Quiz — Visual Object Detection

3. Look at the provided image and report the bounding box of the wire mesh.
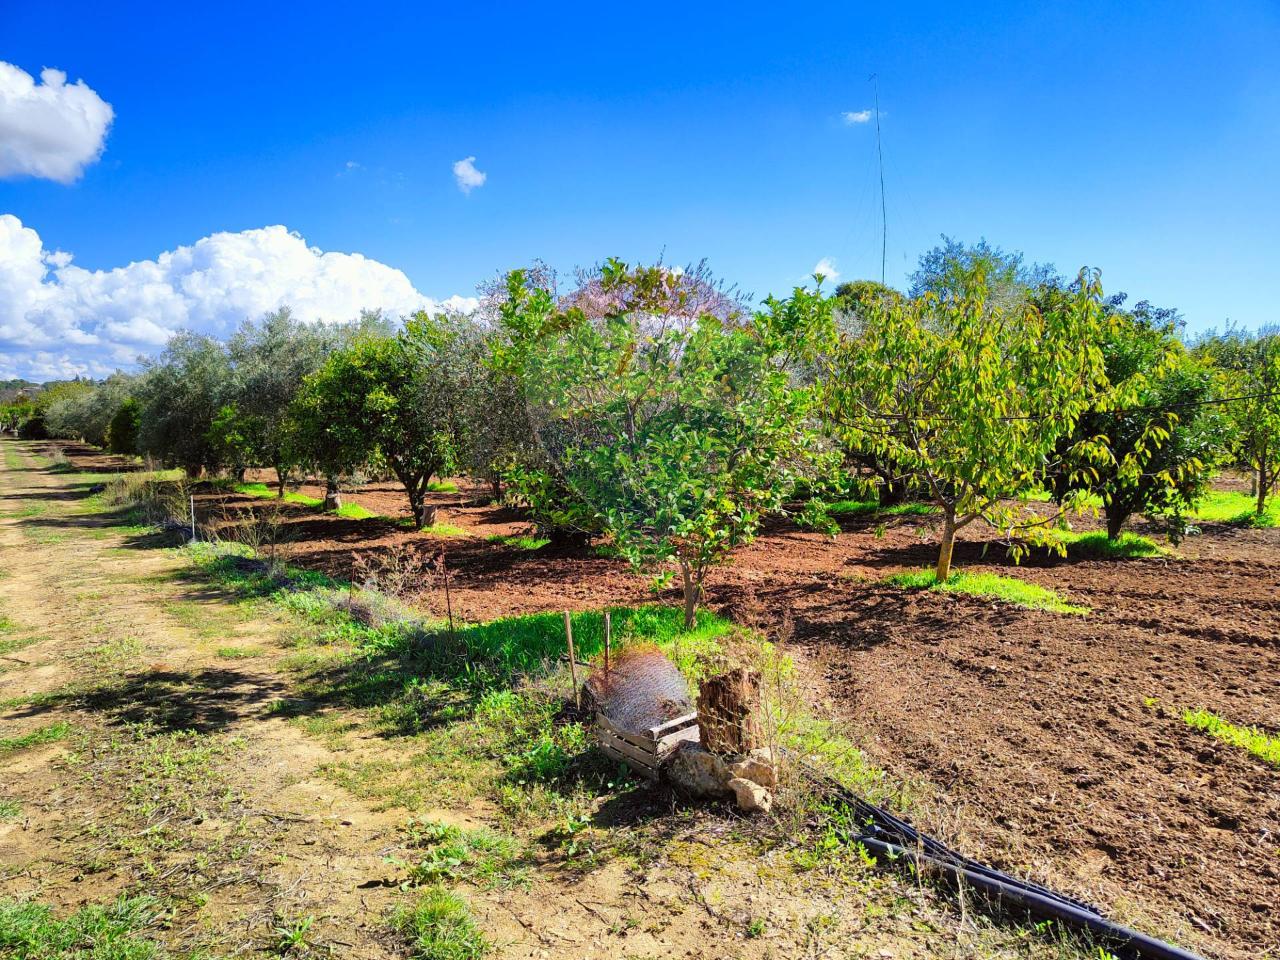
[584,644,693,736]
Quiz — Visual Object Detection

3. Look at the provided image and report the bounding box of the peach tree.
[824,266,1113,581]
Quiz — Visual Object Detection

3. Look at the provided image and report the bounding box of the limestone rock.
[665,742,732,798]
[728,756,776,790]
[728,776,773,814]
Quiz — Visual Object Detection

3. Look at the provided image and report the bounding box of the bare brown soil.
[31,447,1280,957]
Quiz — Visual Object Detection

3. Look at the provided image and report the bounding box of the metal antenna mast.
[871,73,887,285]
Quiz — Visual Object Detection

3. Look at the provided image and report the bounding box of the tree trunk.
[1106,508,1127,542]
[697,667,763,755]
[323,475,342,510]
[1258,458,1269,517]
[490,477,502,502]
[679,560,701,631]
[275,465,288,499]
[935,507,957,582]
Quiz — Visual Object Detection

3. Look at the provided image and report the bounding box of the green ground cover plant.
[885,570,1089,615]
[391,886,489,960]
[1191,490,1280,527]
[1184,708,1280,766]
[1046,530,1165,558]
[0,896,166,960]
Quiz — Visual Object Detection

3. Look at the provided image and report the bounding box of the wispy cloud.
[812,257,840,282]
[452,156,486,194]
[842,109,873,125]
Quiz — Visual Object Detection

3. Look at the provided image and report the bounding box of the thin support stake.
[441,551,455,637]
[603,610,611,675]
[564,611,580,709]
[190,494,196,542]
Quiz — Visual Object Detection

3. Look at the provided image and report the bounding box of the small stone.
[728,756,776,790]
[728,777,772,814]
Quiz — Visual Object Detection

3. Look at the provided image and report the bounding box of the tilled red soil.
[76,451,1280,959]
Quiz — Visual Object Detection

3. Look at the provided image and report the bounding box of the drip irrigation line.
[785,751,1205,960]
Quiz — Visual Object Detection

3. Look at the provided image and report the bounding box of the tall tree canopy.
[824,265,1113,580]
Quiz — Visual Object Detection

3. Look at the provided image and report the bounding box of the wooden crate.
[595,711,700,781]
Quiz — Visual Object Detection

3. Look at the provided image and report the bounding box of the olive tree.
[135,334,235,476]
[824,266,1112,581]
[514,259,829,627]
[226,308,336,496]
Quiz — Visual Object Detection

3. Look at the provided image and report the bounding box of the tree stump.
[697,667,763,755]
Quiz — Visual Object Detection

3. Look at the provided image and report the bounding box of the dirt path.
[0,442,418,956]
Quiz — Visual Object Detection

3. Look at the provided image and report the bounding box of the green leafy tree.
[43,373,138,448]
[226,308,337,496]
[824,266,1112,581]
[515,258,829,627]
[135,333,235,476]
[1047,300,1223,541]
[488,266,604,540]
[291,316,467,528]
[1193,327,1280,517]
[107,397,141,456]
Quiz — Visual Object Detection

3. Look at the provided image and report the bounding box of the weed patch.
[399,819,529,889]
[334,502,379,519]
[0,721,72,755]
[1048,530,1165,559]
[485,533,550,551]
[233,481,323,508]
[1191,490,1280,527]
[1184,708,1280,766]
[885,570,1089,615]
[826,499,937,518]
[0,896,165,960]
[391,886,489,960]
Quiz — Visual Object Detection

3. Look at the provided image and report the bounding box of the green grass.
[334,502,379,520]
[392,887,489,960]
[397,520,469,537]
[427,480,459,493]
[0,721,72,755]
[0,634,36,656]
[826,499,937,518]
[1184,708,1280,767]
[485,533,550,551]
[1191,490,1280,527]
[0,798,21,820]
[0,896,164,959]
[215,645,263,659]
[885,569,1089,615]
[1048,530,1165,559]
[401,819,527,889]
[233,481,324,508]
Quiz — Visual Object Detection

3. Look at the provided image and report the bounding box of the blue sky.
[1,1,1277,378]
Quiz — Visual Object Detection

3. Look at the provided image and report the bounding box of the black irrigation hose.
[786,752,1205,960]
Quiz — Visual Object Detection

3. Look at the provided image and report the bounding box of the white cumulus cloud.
[812,257,840,282]
[0,215,478,380]
[0,62,114,183]
[452,156,486,194]
[842,109,873,125]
